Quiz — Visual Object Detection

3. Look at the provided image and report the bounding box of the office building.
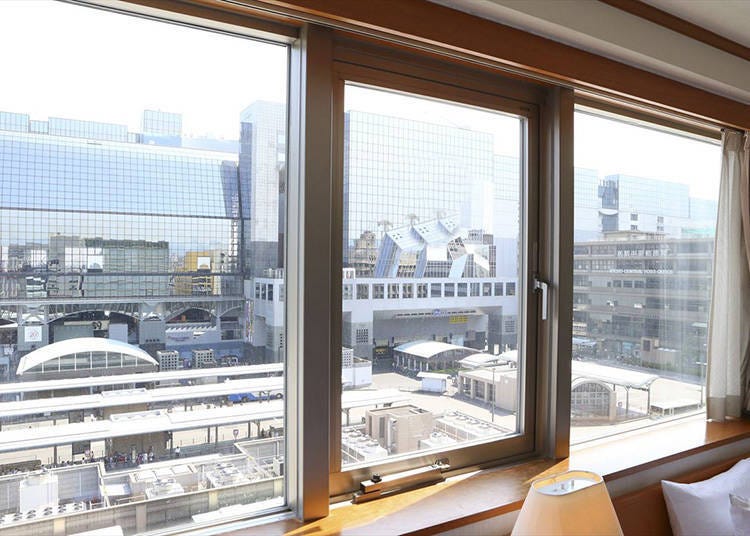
[576,172,718,240]
[599,174,690,235]
[0,110,247,368]
[192,348,217,368]
[239,101,286,278]
[156,349,181,371]
[343,109,497,266]
[573,231,713,373]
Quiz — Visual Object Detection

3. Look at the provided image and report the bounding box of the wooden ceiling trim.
[249,0,750,129]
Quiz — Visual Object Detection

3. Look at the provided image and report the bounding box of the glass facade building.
[0,115,241,288]
[0,111,258,363]
[239,101,287,277]
[343,109,496,268]
[0,110,256,368]
[601,173,690,235]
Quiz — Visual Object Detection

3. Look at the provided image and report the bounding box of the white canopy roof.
[0,389,410,453]
[458,353,505,368]
[0,377,284,419]
[17,337,157,375]
[572,361,659,390]
[394,340,478,359]
[499,349,518,363]
[0,363,283,396]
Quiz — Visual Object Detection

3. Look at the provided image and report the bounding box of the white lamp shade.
[512,470,623,536]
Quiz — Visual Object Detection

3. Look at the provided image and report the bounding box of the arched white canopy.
[17,337,157,375]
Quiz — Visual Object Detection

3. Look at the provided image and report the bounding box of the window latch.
[534,275,549,321]
[353,458,450,504]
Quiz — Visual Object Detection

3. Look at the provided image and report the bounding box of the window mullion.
[538,87,574,459]
[287,23,335,521]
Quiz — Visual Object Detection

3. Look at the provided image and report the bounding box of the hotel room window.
[0,1,289,532]
[334,74,539,495]
[572,107,720,443]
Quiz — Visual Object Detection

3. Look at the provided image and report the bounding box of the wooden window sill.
[240,416,750,535]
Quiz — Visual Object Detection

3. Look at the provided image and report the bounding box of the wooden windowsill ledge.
[240,416,750,535]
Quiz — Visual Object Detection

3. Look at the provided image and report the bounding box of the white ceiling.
[432,0,750,103]
[641,0,750,48]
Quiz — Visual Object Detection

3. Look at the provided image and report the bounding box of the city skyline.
[0,96,721,372]
[0,104,720,273]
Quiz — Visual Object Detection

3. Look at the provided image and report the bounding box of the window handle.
[353,458,450,503]
[534,275,549,321]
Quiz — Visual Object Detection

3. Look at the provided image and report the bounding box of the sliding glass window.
[572,107,720,443]
[0,1,289,532]
[333,64,540,492]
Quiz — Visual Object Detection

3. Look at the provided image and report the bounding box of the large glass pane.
[572,110,720,443]
[340,84,524,467]
[0,1,287,532]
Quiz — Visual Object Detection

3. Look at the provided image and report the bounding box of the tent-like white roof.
[499,349,518,363]
[572,361,659,390]
[394,340,479,359]
[458,353,505,368]
[17,337,157,375]
[459,366,517,382]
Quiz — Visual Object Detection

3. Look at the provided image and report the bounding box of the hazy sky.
[346,84,522,158]
[2,1,721,201]
[345,85,722,201]
[0,0,287,139]
[575,112,721,200]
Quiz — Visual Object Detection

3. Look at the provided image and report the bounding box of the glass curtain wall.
[0,1,288,533]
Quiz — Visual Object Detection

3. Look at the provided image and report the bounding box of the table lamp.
[512,470,623,535]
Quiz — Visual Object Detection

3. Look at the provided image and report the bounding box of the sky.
[0,0,287,139]
[575,112,721,201]
[345,84,522,158]
[344,87,721,202]
[2,1,721,201]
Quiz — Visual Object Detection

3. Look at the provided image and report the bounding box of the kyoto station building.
[0,106,269,379]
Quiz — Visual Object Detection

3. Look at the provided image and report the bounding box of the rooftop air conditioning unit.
[19,471,58,512]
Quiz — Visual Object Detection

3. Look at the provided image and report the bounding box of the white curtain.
[706,130,750,421]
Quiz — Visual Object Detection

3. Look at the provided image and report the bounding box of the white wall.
[342,362,372,388]
[432,0,750,103]
[108,323,128,343]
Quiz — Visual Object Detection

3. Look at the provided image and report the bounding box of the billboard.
[24,325,42,342]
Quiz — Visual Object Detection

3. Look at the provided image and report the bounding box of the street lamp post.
[491,366,496,423]
[696,359,707,407]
